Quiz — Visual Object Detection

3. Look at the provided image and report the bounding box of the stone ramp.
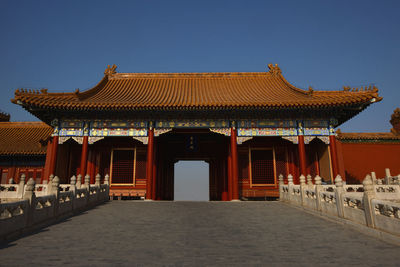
[0,201,398,266]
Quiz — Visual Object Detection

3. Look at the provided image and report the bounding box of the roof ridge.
[110,72,269,79]
[0,121,50,127]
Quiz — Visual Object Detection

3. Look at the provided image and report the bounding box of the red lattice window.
[251,149,275,185]
[307,150,318,177]
[275,146,288,178]
[135,152,147,180]
[111,149,135,184]
[238,153,249,182]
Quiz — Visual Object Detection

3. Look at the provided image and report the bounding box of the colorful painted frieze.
[155,120,230,128]
[303,128,330,136]
[91,120,148,128]
[90,128,147,137]
[238,128,298,136]
[238,120,296,128]
[59,128,84,137]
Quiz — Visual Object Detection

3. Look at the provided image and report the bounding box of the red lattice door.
[250,149,275,185]
[110,149,135,185]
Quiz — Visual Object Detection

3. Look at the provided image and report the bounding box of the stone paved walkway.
[0,201,398,266]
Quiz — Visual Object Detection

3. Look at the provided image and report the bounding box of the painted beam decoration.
[155,120,230,128]
[238,128,298,136]
[56,119,332,140]
[303,128,330,136]
[238,120,296,128]
[59,120,148,137]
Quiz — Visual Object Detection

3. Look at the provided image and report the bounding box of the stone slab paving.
[0,201,398,266]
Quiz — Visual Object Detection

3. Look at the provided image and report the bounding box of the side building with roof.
[0,120,52,184]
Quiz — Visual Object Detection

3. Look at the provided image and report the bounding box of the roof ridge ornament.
[267,63,281,75]
[343,85,378,92]
[104,64,117,76]
[308,86,314,95]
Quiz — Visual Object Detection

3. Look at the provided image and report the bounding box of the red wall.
[339,142,400,183]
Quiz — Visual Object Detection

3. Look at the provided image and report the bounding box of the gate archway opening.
[174,160,209,201]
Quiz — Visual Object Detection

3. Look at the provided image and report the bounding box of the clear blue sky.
[1,0,399,133]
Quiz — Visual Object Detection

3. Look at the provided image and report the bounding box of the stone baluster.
[307,174,313,187]
[287,174,294,203]
[362,174,376,228]
[95,174,101,186]
[76,174,82,189]
[51,176,60,215]
[51,176,60,199]
[48,174,54,184]
[23,178,36,225]
[104,174,110,198]
[84,174,90,189]
[385,168,391,184]
[46,174,54,194]
[17,173,26,198]
[299,175,306,206]
[314,175,322,211]
[70,175,77,193]
[23,178,36,203]
[371,172,377,184]
[8,178,15,184]
[334,175,344,218]
[278,174,284,201]
[376,179,383,185]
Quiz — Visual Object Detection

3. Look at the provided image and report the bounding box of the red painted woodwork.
[49,136,59,176]
[135,152,147,180]
[145,128,154,199]
[87,150,95,184]
[298,135,307,176]
[111,150,135,184]
[288,148,295,180]
[329,135,339,178]
[43,139,53,182]
[251,150,275,184]
[227,148,232,200]
[275,146,288,179]
[80,136,89,178]
[152,138,157,200]
[230,127,239,200]
[221,158,228,201]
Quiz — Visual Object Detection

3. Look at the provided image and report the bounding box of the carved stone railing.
[0,174,110,241]
[279,170,400,237]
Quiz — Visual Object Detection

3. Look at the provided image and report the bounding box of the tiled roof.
[337,132,400,141]
[0,122,52,155]
[12,64,381,111]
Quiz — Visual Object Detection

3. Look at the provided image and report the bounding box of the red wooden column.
[227,146,233,201]
[87,150,95,184]
[80,136,89,180]
[145,126,154,200]
[49,135,59,177]
[329,126,339,178]
[43,139,53,182]
[230,125,239,200]
[152,138,157,200]
[297,122,307,176]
